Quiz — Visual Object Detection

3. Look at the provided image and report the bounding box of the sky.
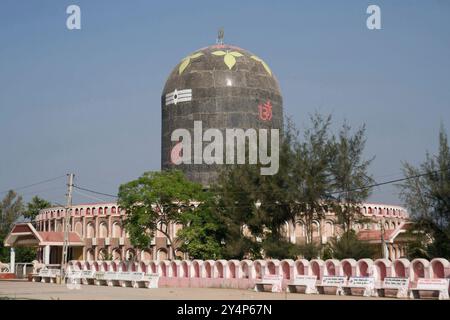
[0,0,449,207]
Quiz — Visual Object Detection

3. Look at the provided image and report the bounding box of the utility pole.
[380,218,386,259]
[61,173,74,282]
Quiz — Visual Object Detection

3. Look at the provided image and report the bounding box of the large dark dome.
[161,44,283,186]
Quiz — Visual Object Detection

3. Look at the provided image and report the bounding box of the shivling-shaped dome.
[161,41,283,186]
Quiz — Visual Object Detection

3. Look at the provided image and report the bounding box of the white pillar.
[10,248,15,273]
[44,245,50,265]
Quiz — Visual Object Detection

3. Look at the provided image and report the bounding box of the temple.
[4,202,410,266]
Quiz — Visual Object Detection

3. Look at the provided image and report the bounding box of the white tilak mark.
[165,89,192,106]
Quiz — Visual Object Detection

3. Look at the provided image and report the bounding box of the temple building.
[4,202,410,264]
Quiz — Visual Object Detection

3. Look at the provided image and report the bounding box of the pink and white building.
[4,202,410,265]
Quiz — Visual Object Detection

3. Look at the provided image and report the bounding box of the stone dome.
[161,43,283,186]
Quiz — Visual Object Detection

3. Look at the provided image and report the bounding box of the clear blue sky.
[0,0,449,206]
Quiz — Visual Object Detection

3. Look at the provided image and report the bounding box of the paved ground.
[0,280,395,300]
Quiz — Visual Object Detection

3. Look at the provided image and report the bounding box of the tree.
[118,170,205,258]
[0,190,23,261]
[329,123,374,237]
[213,118,299,259]
[293,113,334,244]
[23,196,51,221]
[398,125,450,259]
[326,231,377,260]
[177,197,226,260]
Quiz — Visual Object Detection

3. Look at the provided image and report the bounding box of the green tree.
[329,123,374,237]
[398,125,450,259]
[327,231,377,260]
[24,196,51,221]
[118,170,204,258]
[177,197,226,260]
[294,113,334,245]
[0,190,24,261]
[213,118,299,259]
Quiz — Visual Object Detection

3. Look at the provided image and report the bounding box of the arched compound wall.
[341,259,357,278]
[374,259,392,281]
[295,259,310,276]
[393,259,411,278]
[411,259,431,281]
[430,258,450,278]
[310,259,325,280]
[357,259,374,277]
[83,261,91,271]
[281,260,295,280]
[117,261,127,272]
[325,259,340,276]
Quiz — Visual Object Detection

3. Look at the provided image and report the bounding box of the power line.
[70,166,450,207]
[0,175,66,195]
[73,188,108,203]
[73,185,118,198]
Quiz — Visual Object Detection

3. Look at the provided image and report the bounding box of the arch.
[83,261,91,271]
[411,258,430,281]
[112,222,122,238]
[341,259,357,278]
[294,259,310,276]
[138,261,148,273]
[239,260,253,279]
[266,259,280,276]
[324,220,334,237]
[430,258,450,279]
[158,261,169,277]
[157,248,168,261]
[203,260,214,278]
[125,248,136,261]
[148,261,157,274]
[312,220,320,238]
[99,222,108,238]
[74,222,82,236]
[140,249,152,262]
[86,249,94,261]
[191,260,203,278]
[111,248,121,261]
[214,260,227,278]
[295,221,305,238]
[325,259,340,276]
[310,259,325,280]
[253,260,267,279]
[181,260,190,278]
[170,260,180,277]
[227,260,239,279]
[281,259,295,280]
[91,261,100,271]
[118,261,127,272]
[86,223,95,239]
[357,259,374,277]
[393,258,410,278]
[98,248,107,261]
[374,259,391,281]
